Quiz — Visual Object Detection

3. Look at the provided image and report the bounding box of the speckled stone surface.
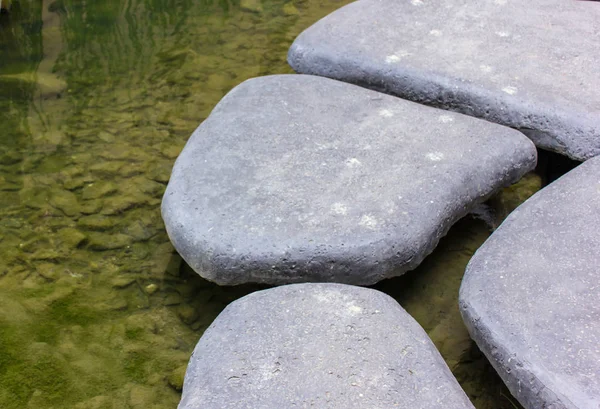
[162,74,536,285]
[460,156,600,409]
[178,283,475,409]
[288,0,600,161]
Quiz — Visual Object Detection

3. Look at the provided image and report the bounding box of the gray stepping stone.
[178,283,475,409]
[459,157,600,409]
[162,74,536,286]
[288,0,600,161]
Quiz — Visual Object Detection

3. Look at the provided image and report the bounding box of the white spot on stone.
[331,203,348,215]
[438,115,453,123]
[494,0,507,4]
[429,29,442,37]
[275,217,282,223]
[359,214,378,229]
[496,31,510,37]
[379,109,394,117]
[480,64,492,73]
[348,305,362,314]
[346,158,362,167]
[426,152,445,161]
[411,0,423,5]
[385,50,411,64]
[502,86,518,95]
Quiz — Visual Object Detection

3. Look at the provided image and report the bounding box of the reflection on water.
[0,1,531,408]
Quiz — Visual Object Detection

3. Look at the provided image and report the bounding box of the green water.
[0,1,536,408]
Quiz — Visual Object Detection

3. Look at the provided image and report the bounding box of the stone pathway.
[288,0,600,161]
[179,283,475,409]
[162,74,535,286]
[460,156,600,409]
[165,1,600,406]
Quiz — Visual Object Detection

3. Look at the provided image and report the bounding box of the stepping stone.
[459,157,600,409]
[288,0,600,161]
[162,74,536,285]
[178,283,475,409]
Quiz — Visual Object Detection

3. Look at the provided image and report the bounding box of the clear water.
[0,1,536,408]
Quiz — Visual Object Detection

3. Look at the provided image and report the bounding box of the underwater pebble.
[87,233,132,250]
[167,365,186,391]
[49,189,80,217]
[78,214,119,231]
[144,283,158,295]
[176,305,199,325]
[100,196,143,215]
[82,181,118,200]
[56,228,87,249]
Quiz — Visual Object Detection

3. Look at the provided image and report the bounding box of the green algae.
[0,0,543,408]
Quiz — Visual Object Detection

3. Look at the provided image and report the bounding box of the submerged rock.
[49,189,80,217]
[460,157,600,409]
[179,283,474,409]
[162,74,535,286]
[288,0,600,161]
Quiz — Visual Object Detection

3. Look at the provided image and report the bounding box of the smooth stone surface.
[460,157,600,409]
[178,283,475,409]
[163,74,536,286]
[288,0,600,161]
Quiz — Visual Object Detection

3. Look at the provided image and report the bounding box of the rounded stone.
[288,0,600,161]
[162,74,536,285]
[179,283,474,409]
[460,156,600,409]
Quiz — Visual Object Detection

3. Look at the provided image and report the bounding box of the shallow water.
[0,1,536,408]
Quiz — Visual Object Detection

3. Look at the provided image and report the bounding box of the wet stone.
[144,283,158,295]
[460,157,600,409]
[176,305,199,325]
[167,365,186,392]
[288,0,600,161]
[79,200,103,215]
[179,283,474,409]
[63,177,86,191]
[49,189,80,216]
[78,214,119,231]
[37,263,59,281]
[56,227,87,249]
[148,161,171,184]
[162,74,536,286]
[89,161,124,175]
[100,195,143,215]
[123,220,156,242]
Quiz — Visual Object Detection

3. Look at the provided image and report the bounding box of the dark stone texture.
[460,156,600,409]
[179,283,475,409]
[162,74,536,285]
[288,0,600,161]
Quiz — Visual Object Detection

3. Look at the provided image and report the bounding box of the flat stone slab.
[162,74,536,285]
[288,0,600,161]
[459,157,600,409]
[178,283,475,409]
